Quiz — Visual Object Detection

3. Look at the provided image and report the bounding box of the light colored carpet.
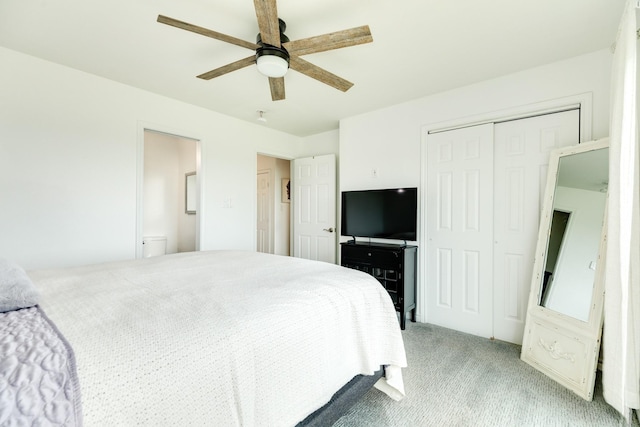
[334,322,638,427]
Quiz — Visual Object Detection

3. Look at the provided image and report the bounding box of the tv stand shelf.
[340,242,417,330]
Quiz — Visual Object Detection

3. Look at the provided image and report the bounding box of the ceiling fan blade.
[197,56,256,80]
[253,0,280,46]
[269,77,285,101]
[284,25,372,56]
[157,15,258,50]
[289,56,354,92]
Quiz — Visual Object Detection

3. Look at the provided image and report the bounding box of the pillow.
[0,258,39,312]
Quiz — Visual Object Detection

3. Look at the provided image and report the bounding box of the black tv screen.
[341,188,417,241]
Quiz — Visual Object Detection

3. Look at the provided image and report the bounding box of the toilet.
[143,236,167,258]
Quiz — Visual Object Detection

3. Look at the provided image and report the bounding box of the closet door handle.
[323,227,335,233]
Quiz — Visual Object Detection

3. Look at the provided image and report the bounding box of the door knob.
[323,227,335,233]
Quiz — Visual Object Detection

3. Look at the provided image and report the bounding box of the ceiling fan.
[157,0,373,101]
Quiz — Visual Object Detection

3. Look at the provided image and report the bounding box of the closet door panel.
[492,109,580,344]
[426,124,494,338]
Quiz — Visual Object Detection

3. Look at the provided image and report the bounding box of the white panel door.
[292,154,336,263]
[256,170,271,253]
[426,124,495,338]
[492,109,579,343]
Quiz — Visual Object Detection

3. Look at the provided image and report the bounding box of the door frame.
[136,121,203,259]
[418,93,593,324]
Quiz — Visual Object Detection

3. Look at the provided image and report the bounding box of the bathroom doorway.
[142,130,199,257]
[257,154,291,256]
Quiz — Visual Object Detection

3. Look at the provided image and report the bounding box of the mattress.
[29,250,407,426]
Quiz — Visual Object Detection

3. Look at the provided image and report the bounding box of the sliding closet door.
[426,124,495,338]
[425,110,580,343]
[492,109,579,343]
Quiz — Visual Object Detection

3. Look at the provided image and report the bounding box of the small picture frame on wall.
[281,178,290,203]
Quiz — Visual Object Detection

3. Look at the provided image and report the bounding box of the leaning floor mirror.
[521,138,609,401]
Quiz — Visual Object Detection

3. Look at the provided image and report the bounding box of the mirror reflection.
[538,147,609,322]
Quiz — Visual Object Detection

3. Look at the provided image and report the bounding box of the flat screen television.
[341,187,417,241]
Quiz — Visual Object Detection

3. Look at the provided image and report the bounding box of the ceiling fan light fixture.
[256,46,290,78]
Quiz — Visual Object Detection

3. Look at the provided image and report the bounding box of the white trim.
[422,93,593,142]
[428,105,580,134]
[136,121,204,259]
[256,150,295,162]
[417,93,593,324]
[417,134,427,323]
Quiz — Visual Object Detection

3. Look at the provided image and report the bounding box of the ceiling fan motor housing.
[255,18,290,77]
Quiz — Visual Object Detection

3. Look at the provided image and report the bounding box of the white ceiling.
[0,0,625,137]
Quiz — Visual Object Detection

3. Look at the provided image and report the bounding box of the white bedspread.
[30,251,407,426]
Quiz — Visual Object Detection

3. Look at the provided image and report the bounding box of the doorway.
[256,154,291,255]
[143,130,199,256]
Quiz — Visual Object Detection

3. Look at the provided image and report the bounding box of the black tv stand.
[340,242,417,330]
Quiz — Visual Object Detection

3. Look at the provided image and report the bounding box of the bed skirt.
[297,367,384,426]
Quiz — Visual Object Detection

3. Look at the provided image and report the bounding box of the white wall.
[0,46,612,271]
[143,132,180,254]
[0,47,302,270]
[176,138,197,253]
[143,131,196,255]
[296,130,339,159]
[340,49,612,193]
[339,49,614,320]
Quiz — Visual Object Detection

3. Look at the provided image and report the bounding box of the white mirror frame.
[521,138,609,401]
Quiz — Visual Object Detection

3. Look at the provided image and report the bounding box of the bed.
[1,250,407,426]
